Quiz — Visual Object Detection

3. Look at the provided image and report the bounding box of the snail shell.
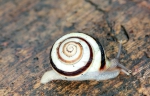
[41,32,131,84]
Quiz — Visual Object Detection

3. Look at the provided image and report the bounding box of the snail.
[41,32,131,84]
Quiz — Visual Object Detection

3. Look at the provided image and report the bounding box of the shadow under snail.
[41,32,132,84]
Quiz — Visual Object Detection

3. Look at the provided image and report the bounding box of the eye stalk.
[109,40,132,75]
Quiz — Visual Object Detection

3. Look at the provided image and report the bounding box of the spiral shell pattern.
[50,33,105,77]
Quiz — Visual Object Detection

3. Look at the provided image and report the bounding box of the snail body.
[41,32,131,84]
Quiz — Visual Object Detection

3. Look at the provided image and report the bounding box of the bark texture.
[0,0,150,96]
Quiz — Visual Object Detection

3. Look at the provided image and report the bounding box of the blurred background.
[0,0,150,95]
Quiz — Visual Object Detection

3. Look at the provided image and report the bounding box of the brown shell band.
[57,41,83,64]
[94,38,106,70]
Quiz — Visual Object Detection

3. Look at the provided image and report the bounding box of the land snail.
[41,32,132,84]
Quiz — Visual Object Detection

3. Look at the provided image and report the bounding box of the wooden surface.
[0,0,150,96]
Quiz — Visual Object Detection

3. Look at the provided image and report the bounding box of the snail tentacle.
[109,40,132,75]
[116,40,122,59]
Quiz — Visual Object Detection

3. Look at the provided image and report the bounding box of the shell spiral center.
[58,39,83,64]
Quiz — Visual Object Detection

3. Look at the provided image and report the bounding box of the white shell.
[51,33,102,77]
[41,32,131,84]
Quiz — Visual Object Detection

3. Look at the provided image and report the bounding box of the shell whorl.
[50,33,106,77]
[58,39,84,64]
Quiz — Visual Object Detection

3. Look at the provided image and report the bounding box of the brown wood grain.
[0,0,150,96]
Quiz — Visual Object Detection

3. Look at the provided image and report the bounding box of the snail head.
[109,41,132,75]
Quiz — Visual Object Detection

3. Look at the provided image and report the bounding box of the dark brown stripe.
[50,37,93,76]
[94,38,106,70]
